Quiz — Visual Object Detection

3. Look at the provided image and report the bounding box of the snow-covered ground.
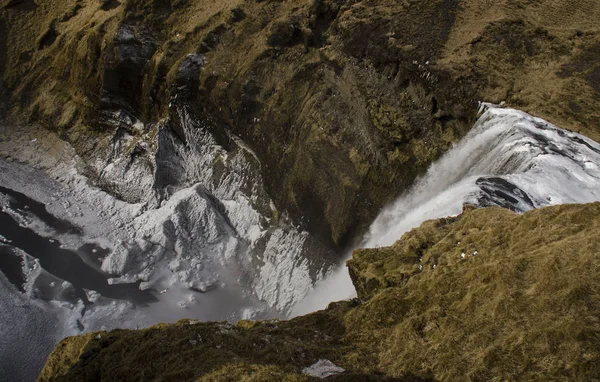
[2,103,600,380]
[0,104,332,380]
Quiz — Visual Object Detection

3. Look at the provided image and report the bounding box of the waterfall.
[3,103,600,380]
[290,104,600,316]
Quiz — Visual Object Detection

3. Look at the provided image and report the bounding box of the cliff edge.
[2,0,600,246]
[39,203,600,381]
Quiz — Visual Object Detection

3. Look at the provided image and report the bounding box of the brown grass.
[3,0,600,248]
[40,203,600,381]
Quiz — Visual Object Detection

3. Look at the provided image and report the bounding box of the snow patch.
[302,359,345,379]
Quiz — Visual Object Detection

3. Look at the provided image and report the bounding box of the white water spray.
[291,104,600,316]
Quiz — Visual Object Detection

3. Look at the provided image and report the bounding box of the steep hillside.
[39,203,600,381]
[2,0,599,246]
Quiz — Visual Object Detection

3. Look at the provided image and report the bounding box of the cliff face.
[2,0,599,247]
[39,203,600,381]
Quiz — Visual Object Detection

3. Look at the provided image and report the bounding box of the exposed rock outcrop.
[3,2,600,380]
[3,0,599,248]
[39,203,600,381]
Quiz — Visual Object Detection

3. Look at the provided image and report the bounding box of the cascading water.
[290,104,600,316]
[2,103,600,380]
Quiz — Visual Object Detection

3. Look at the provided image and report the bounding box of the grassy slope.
[2,0,599,247]
[442,0,600,141]
[40,203,600,381]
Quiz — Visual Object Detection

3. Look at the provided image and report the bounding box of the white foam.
[291,104,600,316]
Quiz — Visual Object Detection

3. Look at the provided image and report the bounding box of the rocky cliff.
[2,0,600,247]
[3,1,600,380]
[39,203,600,381]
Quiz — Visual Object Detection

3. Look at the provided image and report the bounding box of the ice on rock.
[144,106,322,311]
[138,281,151,290]
[254,228,314,312]
[83,103,320,313]
[241,308,257,320]
[85,289,101,303]
[221,197,265,245]
[101,239,164,277]
[100,184,240,288]
[0,100,330,379]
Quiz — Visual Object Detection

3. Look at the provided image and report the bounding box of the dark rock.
[100,0,121,11]
[37,26,58,50]
[171,0,189,10]
[198,25,226,53]
[99,24,158,129]
[174,54,205,95]
[230,7,245,22]
[267,20,298,47]
[2,0,36,10]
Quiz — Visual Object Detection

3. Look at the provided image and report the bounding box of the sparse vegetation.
[39,203,600,381]
[4,0,599,248]
[3,2,600,379]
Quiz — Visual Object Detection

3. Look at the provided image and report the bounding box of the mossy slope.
[40,203,600,381]
[3,0,599,247]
